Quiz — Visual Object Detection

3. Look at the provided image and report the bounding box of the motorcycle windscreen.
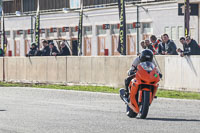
[139,61,155,72]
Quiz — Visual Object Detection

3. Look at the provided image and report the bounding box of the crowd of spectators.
[26,40,71,57]
[1,33,200,57]
[140,33,200,57]
[177,36,200,57]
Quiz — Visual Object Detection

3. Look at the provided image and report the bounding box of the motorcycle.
[120,61,161,119]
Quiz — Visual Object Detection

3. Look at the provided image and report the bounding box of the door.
[25,39,31,55]
[98,36,106,56]
[14,40,20,56]
[5,39,11,56]
[127,35,136,55]
[84,37,92,56]
[112,35,120,55]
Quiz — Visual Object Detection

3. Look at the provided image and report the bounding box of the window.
[58,28,67,37]
[142,23,152,33]
[111,24,119,35]
[24,30,31,39]
[23,0,36,12]
[171,27,176,40]
[47,29,54,37]
[127,24,136,34]
[178,26,183,39]
[70,27,78,37]
[164,27,170,38]
[40,29,46,38]
[5,31,11,38]
[14,30,23,38]
[3,0,22,14]
[190,28,195,39]
[84,26,92,36]
[96,25,106,35]
[23,0,70,13]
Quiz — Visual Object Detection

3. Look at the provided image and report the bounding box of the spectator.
[140,40,146,49]
[52,41,71,56]
[162,34,178,55]
[26,43,37,57]
[150,35,161,55]
[0,47,4,56]
[49,42,59,56]
[177,36,200,57]
[158,35,166,55]
[41,40,50,56]
[144,39,154,53]
[179,37,187,45]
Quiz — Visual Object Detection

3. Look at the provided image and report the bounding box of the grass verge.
[0,82,199,100]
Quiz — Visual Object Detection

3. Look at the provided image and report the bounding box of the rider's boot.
[124,78,130,99]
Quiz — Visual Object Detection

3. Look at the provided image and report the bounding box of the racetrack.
[0,87,199,133]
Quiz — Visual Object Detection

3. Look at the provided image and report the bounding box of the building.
[1,0,199,56]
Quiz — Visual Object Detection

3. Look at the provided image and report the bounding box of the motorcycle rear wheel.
[139,91,150,119]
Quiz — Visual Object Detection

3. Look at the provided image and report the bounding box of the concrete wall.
[0,56,200,92]
[164,56,200,92]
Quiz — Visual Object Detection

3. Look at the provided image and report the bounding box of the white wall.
[0,56,200,92]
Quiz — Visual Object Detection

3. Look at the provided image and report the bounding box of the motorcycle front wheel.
[139,91,150,119]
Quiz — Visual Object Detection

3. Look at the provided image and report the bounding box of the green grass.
[0,82,119,93]
[156,89,200,100]
[0,82,200,100]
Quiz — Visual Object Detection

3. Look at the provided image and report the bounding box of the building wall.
[4,1,199,56]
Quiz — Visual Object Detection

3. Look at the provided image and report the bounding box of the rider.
[124,49,161,98]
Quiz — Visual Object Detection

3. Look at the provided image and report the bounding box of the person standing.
[150,35,161,55]
[158,35,166,55]
[26,43,37,56]
[49,42,59,56]
[162,34,178,55]
[144,39,154,53]
[52,41,71,56]
[140,40,146,49]
[177,36,200,57]
[41,40,50,56]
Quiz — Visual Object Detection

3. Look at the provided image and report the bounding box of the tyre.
[126,95,138,118]
[139,91,150,119]
[126,105,138,118]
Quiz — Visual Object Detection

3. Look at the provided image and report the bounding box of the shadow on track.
[0,110,6,112]
[147,117,200,122]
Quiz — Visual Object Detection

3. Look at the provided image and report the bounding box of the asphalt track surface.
[0,87,199,133]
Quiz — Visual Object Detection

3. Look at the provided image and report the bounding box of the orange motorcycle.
[120,61,161,119]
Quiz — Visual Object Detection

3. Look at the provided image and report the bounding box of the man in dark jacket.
[52,41,71,56]
[158,35,166,55]
[49,42,59,56]
[162,34,178,55]
[41,40,50,56]
[26,43,37,56]
[177,36,200,57]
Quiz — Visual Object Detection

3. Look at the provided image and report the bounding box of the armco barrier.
[0,56,199,92]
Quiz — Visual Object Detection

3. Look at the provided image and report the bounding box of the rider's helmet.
[139,49,153,62]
